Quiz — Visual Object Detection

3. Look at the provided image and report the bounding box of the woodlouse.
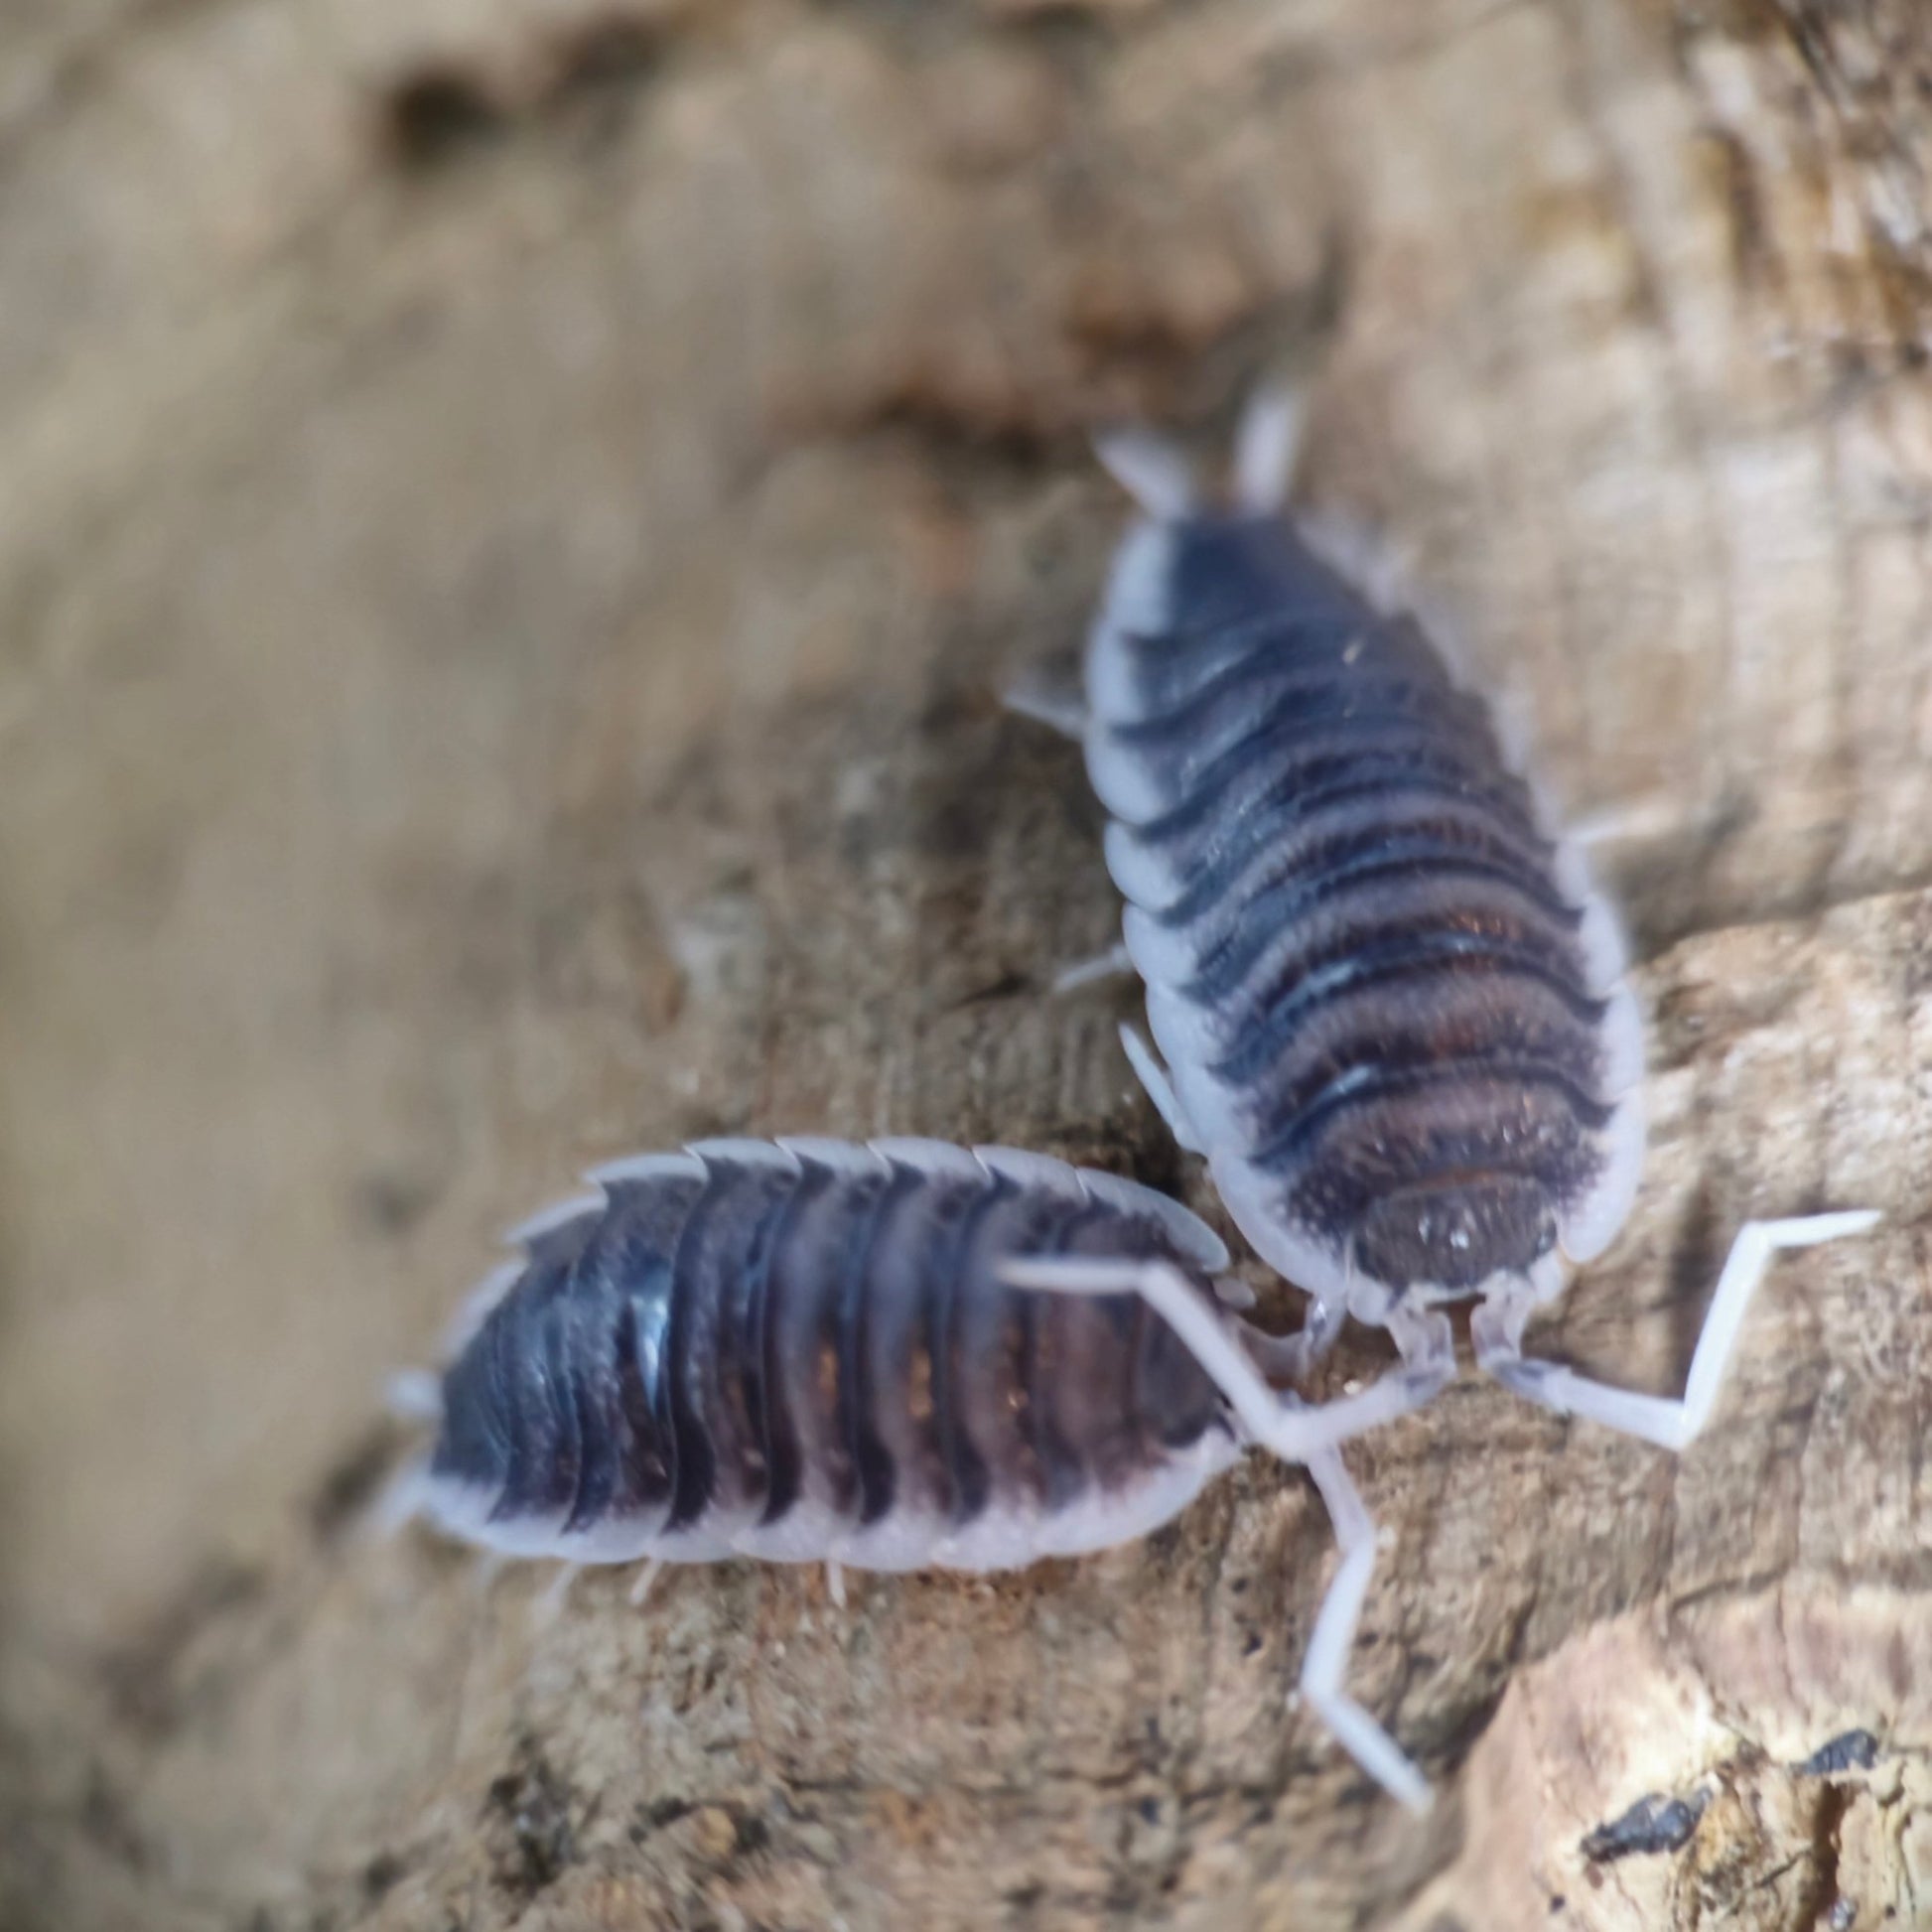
[1007,387,1876,1781]
[388,1136,1432,1808]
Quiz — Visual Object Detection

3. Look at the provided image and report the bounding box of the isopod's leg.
[1568,793,1686,851]
[1117,1023,1209,1157]
[534,1562,582,1625]
[1003,673,1088,743]
[1233,385,1306,517]
[1052,941,1136,995]
[628,1558,665,1607]
[364,1454,432,1540]
[1299,1449,1432,1813]
[1474,1211,1880,1450]
[1000,1258,1454,1460]
[385,1369,444,1423]
[997,673,1131,1000]
[1003,1254,1433,1808]
[824,1559,848,1609]
[1238,1290,1351,1386]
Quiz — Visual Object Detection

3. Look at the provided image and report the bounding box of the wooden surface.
[2,1,1930,1926]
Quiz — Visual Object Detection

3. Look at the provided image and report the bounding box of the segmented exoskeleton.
[388,1136,1433,1809]
[1006,391,1876,1792]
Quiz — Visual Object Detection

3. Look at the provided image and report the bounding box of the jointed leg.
[1300,1449,1432,1813]
[1474,1211,1880,1450]
[1568,793,1686,852]
[1003,675,1088,742]
[534,1562,582,1624]
[385,1369,443,1423]
[1239,1289,1351,1386]
[366,1454,431,1540]
[1000,1254,1434,1808]
[1118,1023,1209,1156]
[999,1258,1454,1464]
[1052,942,1136,995]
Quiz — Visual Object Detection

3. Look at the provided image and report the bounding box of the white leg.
[1001,1254,1433,1810]
[1003,675,1088,742]
[1474,1212,1879,1450]
[1234,384,1305,517]
[628,1557,665,1607]
[1568,792,1687,851]
[534,1562,582,1625]
[1052,941,1136,995]
[1094,428,1195,521]
[1299,1449,1433,1813]
[364,1454,430,1541]
[824,1559,848,1609]
[999,1258,1454,1461]
[1240,1290,1350,1386]
[385,1369,443,1423]
[1118,1023,1209,1157]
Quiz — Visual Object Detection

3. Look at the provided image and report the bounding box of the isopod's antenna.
[1233,384,1306,517]
[1473,1210,1880,1449]
[1096,386,1306,521]
[1301,1448,1432,1813]
[1001,1254,1447,1811]
[1001,1257,1453,1456]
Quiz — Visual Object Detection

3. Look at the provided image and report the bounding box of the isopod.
[387,1136,1433,1808]
[1006,386,1877,1772]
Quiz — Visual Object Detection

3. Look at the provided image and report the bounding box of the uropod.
[386,1138,1435,1809]
[1008,386,1878,1768]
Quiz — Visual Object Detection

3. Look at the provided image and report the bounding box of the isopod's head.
[426,1334,512,1497]
[405,1228,682,1557]
[1353,1173,1559,1301]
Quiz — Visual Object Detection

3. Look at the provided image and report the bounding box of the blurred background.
[2,2,1930,1927]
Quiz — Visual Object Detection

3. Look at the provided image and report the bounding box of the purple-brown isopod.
[1006,389,1876,1792]
[389,1136,1432,1807]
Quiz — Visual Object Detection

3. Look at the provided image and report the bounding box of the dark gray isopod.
[388,1137,1432,1808]
[1007,391,1876,1795]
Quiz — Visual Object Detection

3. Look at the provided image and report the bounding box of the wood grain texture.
[1,1,1928,1926]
